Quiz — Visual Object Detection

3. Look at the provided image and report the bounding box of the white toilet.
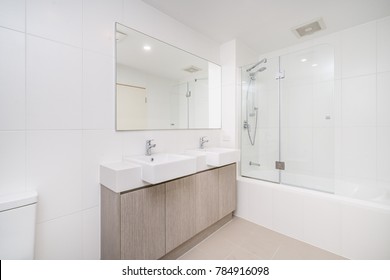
[0,191,38,259]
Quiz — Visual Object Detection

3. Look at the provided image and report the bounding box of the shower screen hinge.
[275,70,285,80]
[275,161,285,170]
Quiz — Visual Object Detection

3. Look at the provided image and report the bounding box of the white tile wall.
[35,211,83,259]
[282,127,313,175]
[0,0,25,32]
[26,0,82,47]
[342,204,390,259]
[377,127,390,189]
[341,21,376,78]
[82,130,122,209]
[303,196,342,255]
[26,36,82,129]
[0,0,221,259]
[312,127,334,178]
[0,132,26,196]
[82,206,100,259]
[220,40,238,147]
[272,188,304,240]
[122,0,219,64]
[313,81,334,127]
[26,131,83,223]
[377,17,390,73]
[82,51,115,130]
[377,72,390,126]
[247,182,273,229]
[281,83,313,127]
[235,180,249,219]
[341,75,376,126]
[83,0,123,56]
[341,127,376,181]
[0,28,25,130]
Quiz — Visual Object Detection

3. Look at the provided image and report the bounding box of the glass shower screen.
[241,44,335,193]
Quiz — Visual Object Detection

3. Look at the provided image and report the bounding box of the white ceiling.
[142,0,390,54]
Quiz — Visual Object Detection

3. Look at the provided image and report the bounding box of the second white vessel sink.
[186,147,240,167]
[125,153,197,184]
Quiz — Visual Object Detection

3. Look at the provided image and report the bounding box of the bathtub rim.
[238,176,390,212]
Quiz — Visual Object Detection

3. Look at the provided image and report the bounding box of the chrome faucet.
[199,136,209,149]
[145,139,156,156]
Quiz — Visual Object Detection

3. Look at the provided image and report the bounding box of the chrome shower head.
[246,58,267,72]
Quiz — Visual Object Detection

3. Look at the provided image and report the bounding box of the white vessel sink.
[125,153,197,184]
[100,162,143,193]
[186,147,240,167]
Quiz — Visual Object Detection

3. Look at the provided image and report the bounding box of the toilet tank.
[0,191,38,260]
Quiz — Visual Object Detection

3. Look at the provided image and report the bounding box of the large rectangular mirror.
[115,23,222,130]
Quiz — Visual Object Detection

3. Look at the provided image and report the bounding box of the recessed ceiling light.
[143,45,151,51]
[312,63,318,67]
[301,58,307,62]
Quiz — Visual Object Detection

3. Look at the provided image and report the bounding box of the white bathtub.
[236,176,390,259]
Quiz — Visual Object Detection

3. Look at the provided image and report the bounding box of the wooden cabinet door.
[121,184,166,259]
[143,184,166,259]
[195,169,219,233]
[218,164,237,218]
[165,175,196,253]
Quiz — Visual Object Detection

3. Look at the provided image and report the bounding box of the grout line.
[270,244,282,260]
[24,0,27,193]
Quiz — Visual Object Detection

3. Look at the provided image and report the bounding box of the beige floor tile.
[177,247,207,260]
[225,246,260,260]
[213,218,259,246]
[194,234,239,259]
[177,216,345,260]
[273,238,346,260]
[252,225,289,244]
[240,231,281,259]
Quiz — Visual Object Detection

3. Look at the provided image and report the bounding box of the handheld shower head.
[249,66,267,80]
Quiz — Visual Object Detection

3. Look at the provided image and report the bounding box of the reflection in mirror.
[115,23,221,130]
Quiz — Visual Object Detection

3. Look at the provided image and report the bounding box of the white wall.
[220,39,258,148]
[0,0,221,259]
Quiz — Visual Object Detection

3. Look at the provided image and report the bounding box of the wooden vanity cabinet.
[218,164,237,218]
[101,184,166,260]
[101,163,237,260]
[195,168,219,233]
[165,175,196,252]
[121,183,166,260]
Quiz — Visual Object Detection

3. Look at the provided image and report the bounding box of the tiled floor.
[178,216,346,260]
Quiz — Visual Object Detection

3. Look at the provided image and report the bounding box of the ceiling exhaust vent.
[183,65,202,73]
[292,18,326,38]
